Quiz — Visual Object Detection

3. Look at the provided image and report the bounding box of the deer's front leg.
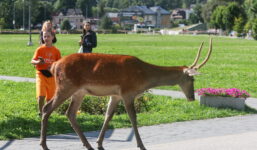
[123,96,146,150]
[67,93,94,150]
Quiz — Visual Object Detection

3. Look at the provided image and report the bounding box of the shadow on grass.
[245,105,257,113]
[0,113,131,139]
[0,114,134,150]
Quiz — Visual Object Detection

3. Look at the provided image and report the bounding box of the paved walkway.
[1,75,257,150]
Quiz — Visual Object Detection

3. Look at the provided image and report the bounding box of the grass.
[0,34,257,140]
[0,34,256,97]
[0,80,256,140]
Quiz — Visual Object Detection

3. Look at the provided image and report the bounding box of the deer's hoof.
[40,143,49,150]
[98,146,105,150]
[42,147,50,150]
[88,148,94,150]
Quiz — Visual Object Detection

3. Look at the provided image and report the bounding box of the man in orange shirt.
[31,31,61,116]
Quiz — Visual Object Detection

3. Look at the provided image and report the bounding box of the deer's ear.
[183,68,201,76]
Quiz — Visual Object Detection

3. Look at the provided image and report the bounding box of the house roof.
[121,5,170,16]
[150,6,170,15]
[66,8,83,16]
[122,6,155,15]
[107,12,119,18]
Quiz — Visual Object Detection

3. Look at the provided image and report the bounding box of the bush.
[252,19,257,40]
[233,17,245,37]
[100,16,113,30]
[56,93,154,115]
[61,19,72,31]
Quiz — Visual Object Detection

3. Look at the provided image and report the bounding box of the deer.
[40,38,213,150]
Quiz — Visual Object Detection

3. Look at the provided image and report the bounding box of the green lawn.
[0,80,255,140]
[0,34,256,97]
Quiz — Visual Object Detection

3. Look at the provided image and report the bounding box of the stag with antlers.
[40,38,213,150]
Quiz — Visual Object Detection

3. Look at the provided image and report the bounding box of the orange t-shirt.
[32,45,61,71]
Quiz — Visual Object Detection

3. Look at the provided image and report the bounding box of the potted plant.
[195,88,250,110]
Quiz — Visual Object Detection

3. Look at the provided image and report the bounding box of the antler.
[188,42,204,69]
[193,38,212,69]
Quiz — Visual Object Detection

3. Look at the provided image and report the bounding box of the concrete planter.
[200,96,245,110]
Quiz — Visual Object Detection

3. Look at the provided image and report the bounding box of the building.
[150,6,171,28]
[52,8,85,30]
[171,9,193,20]
[106,12,120,24]
[119,6,170,29]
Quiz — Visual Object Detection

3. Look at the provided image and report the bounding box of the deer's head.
[180,38,213,101]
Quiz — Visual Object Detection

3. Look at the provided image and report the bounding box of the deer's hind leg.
[66,90,94,150]
[97,96,121,150]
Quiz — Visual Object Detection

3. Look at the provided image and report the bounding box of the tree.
[233,17,245,37]
[61,19,71,31]
[251,18,257,40]
[0,18,5,31]
[54,0,76,12]
[210,5,226,30]
[33,1,54,26]
[244,19,252,36]
[100,15,113,30]
[249,0,257,19]
[222,2,247,32]
[201,0,227,25]
[189,4,204,24]
[76,0,96,18]
[0,0,14,28]
[98,0,107,18]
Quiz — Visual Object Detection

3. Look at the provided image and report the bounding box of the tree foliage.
[210,2,247,34]
[76,0,96,18]
[61,19,71,31]
[210,5,226,30]
[189,4,204,24]
[100,15,113,30]
[222,2,247,32]
[233,17,245,37]
[251,18,257,40]
[201,0,227,24]
[54,0,76,12]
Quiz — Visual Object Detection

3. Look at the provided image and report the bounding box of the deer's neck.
[145,65,185,89]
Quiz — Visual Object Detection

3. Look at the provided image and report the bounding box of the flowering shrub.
[195,88,250,98]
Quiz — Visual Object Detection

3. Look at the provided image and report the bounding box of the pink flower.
[195,88,250,98]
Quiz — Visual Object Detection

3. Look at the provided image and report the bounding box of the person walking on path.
[79,22,97,53]
[31,31,61,116]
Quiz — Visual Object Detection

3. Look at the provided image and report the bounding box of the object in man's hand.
[38,57,45,63]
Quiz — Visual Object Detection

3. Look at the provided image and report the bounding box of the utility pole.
[86,5,88,18]
[27,0,33,46]
[23,0,25,30]
[13,0,16,29]
[96,0,99,30]
[44,2,46,20]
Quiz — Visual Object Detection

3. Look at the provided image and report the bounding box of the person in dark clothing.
[79,22,97,53]
[40,20,57,45]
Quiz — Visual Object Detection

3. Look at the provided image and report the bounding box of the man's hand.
[31,57,45,65]
[38,57,45,64]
